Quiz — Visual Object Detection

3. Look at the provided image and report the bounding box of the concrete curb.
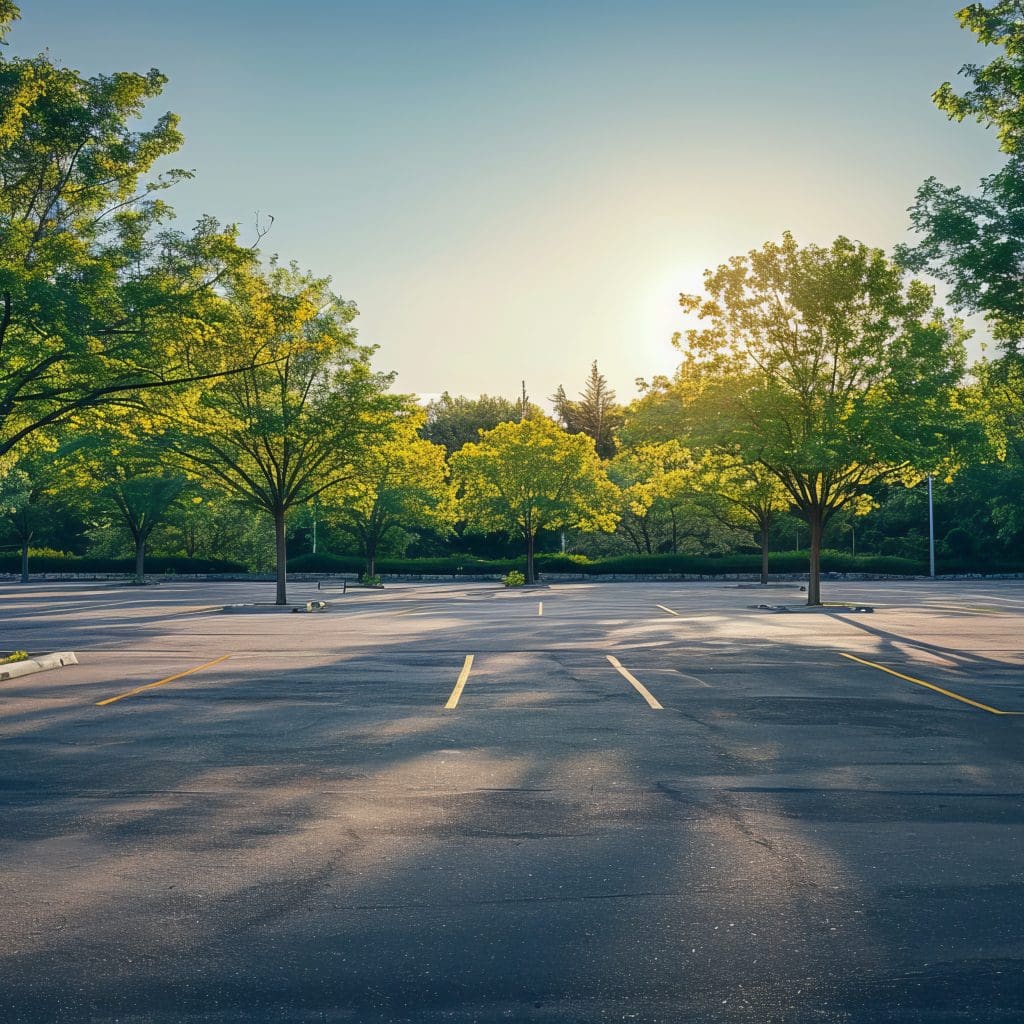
[749,604,874,614]
[0,651,78,681]
[219,603,332,614]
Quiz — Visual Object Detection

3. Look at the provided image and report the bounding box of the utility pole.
[520,381,528,421]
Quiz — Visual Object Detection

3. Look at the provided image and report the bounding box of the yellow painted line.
[444,655,475,710]
[96,654,232,707]
[538,601,543,617]
[656,604,680,616]
[840,653,1023,716]
[606,655,663,710]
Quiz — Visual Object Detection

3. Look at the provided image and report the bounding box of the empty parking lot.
[1,578,1023,1023]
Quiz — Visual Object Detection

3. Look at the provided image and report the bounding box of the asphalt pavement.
[1,578,1022,1023]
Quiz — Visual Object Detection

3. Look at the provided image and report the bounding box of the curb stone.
[0,651,78,681]
[219,603,332,614]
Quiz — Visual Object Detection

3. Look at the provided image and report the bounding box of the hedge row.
[9,549,1017,579]
[287,550,930,576]
[0,554,248,575]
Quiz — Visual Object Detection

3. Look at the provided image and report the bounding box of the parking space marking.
[656,604,680,616]
[393,606,428,617]
[674,669,712,688]
[538,601,543,617]
[961,594,1024,607]
[444,655,475,710]
[606,655,663,709]
[96,654,232,707]
[839,653,1023,716]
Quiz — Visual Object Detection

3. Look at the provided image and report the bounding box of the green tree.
[551,361,624,459]
[0,457,52,581]
[163,490,274,570]
[932,2,1024,155]
[899,160,1024,348]
[451,417,619,583]
[897,3,1024,347]
[327,417,454,577]
[606,441,740,555]
[60,421,186,582]
[421,392,526,453]
[678,233,967,605]
[693,457,792,584]
[0,3,253,459]
[164,261,399,604]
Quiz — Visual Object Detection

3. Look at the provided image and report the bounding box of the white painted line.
[606,655,663,709]
[674,669,712,688]
[962,594,1024,607]
[656,604,680,616]
[538,601,544,617]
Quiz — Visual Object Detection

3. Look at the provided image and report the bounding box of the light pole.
[927,474,935,578]
[845,521,856,557]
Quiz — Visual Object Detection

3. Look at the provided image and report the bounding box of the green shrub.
[284,549,996,578]
[0,553,247,575]
[359,573,383,587]
[1,650,28,664]
[502,570,526,587]
[287,552,365,573]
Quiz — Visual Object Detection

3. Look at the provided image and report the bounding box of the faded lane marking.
[840,653,1023,716]
[97,654,232,707]
[538,601,543,617]
[656,605,680,617]
[444,655,475,710]
[674,669,712,688]
[393,606,427,617]
[607,655,663,709]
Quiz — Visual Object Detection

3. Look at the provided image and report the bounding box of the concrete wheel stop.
[748,603,874,613]
[220,601,330,614]
[0,651,78,681]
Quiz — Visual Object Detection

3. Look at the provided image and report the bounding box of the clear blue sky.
[10,1,1001,402]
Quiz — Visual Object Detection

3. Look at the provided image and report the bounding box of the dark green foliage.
[288,550,929,576]
[288,552,519,575]
[898,162,1024,348]
[550,362,624,459]
[421,393,523,453]
[0,553,246,574]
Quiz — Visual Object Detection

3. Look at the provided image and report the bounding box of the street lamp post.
[927,474,935,578]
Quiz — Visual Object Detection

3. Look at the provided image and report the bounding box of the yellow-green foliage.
[452,417,620,538]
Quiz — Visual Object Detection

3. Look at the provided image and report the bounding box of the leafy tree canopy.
[451,416,619,581]
[933,2,1024,155]
[421,392,527,453]
[678,232,968,603]
[326,413,455,576]
[162,259,401,603]
[0,2,254,458]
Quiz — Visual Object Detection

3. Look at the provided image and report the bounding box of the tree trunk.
[274,508,288,605]
[806,507,824,606]
[525,529,536,584]
[134,536,146,584]
[366,541,376,579]
[20,539,29,584]
[759,520,769,586]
